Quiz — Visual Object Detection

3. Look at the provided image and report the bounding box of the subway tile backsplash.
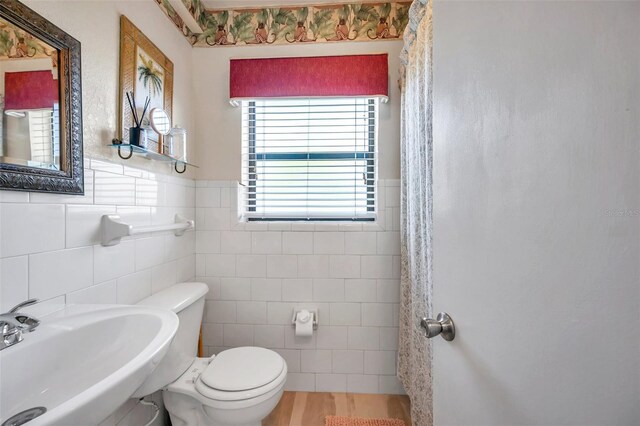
[196,179,405,395]
[0,158,196,313]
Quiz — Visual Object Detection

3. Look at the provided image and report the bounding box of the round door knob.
[420,312,455,341]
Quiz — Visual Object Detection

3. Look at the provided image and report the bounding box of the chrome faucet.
[0,299,40,351]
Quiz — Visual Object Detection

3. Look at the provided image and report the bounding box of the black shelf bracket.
[174,162,187,174]
[117,145,134,160]
[108,142,197,173]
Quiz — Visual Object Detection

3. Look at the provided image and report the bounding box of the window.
[27,106,59,168]
[241,97,377,221]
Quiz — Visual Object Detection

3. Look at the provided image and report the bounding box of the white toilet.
[134,282,287,426]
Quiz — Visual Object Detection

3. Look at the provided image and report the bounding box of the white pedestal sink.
[0,304,178,426]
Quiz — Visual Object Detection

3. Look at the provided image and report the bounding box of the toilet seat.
[164,351,288,425]
[201,347,284,392]
[194,347,287,402]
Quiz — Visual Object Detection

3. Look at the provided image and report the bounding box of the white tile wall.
[0,256,29,311]
[1,172,402,399]
[0,159,196,313]
[29,246,94,300]
[196,179,405,394]
[0,203,65,257]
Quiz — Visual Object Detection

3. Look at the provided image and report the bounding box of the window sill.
[233,217,385,232]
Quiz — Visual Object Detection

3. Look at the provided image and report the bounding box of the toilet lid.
[201,347,285,392]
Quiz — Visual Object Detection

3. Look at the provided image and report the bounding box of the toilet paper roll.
[295,309,313,337]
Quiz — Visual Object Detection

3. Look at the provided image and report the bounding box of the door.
[430,1,640,425]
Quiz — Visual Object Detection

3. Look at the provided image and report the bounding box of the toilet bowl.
[164,348,287,426]
[135,282,287,426]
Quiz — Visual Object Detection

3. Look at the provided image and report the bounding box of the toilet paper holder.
[291,309,319,330]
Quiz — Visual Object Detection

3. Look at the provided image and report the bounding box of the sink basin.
[0,304,178,426]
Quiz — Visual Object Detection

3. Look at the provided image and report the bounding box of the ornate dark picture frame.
[0,0,83,194]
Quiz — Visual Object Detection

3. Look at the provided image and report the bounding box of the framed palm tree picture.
[118,15,173,144]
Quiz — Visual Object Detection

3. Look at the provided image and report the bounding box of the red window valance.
[229,54,388,104]
[4,71,59,111]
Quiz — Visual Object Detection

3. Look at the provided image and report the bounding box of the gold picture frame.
[118,15,173,144]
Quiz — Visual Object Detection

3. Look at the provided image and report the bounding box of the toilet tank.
[132,282,209,397]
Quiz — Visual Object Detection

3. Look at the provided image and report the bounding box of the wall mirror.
[0,0,83,194]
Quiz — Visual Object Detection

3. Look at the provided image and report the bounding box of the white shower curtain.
[397,1,433,425]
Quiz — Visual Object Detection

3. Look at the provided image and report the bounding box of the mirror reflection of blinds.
[241,98,377,221]
[28,107,58,166]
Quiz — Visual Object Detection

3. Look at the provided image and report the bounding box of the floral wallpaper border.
[0,19,57,64]
[154,0,193,39]
[155,0,411,47]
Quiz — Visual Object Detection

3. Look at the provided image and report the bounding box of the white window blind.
[27,107,58,167]
[241,97,378,221]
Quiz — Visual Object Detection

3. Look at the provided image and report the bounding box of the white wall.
[191,40,403,180]
[0,158,195,426]
[432,1,640,424]
[23,0,196,178]
[1,0,406,410]
[0,1,197,309]
[0,159,195,312]
[193,36,403,393]
[0,0,197,313]
[0,2,196,425]
[195,179,404,394]
[191,39,405,393]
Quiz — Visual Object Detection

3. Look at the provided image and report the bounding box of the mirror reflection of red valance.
[229,54,388,105]
[4,71,59,111]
